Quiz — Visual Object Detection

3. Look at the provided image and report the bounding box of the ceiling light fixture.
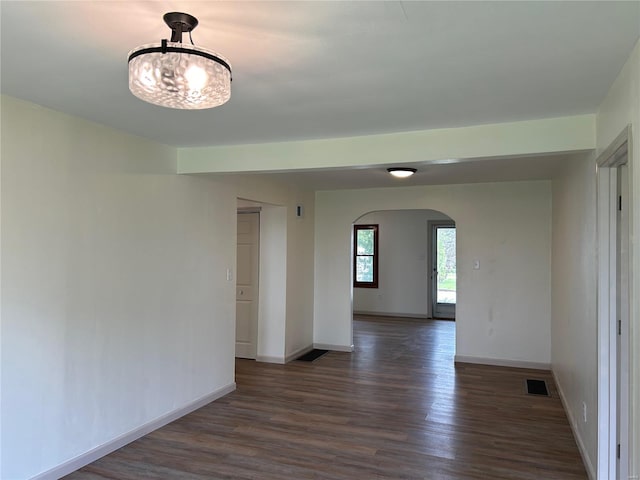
[128,12,232,109]
[387,168,417,178]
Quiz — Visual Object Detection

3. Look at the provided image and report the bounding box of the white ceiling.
[1,1,638,190]
[1,1,639,149]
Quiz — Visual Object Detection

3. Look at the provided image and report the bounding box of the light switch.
[473,260,480,270]
[226,268,233,281]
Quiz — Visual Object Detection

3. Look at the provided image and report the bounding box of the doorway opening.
[431,222,456,320]
[235,199,288,364]
[596,126,630,480]
[351,209,457,353]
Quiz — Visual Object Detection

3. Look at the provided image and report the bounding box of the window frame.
[353,224,379,288]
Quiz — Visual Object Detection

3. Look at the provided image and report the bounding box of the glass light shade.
[387,168,417,178]
[128,42,231,109]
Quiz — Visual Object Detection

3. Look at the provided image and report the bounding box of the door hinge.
[618,319,622,336]
[618,195,622,211]
[617,443,620,459]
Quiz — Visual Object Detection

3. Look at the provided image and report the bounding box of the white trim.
[285,345,314,363]
[596,125,631,480]
[256,355,285,364]
[454,355,550,371]
[596,126,630,168]
[313,343,354,352]
[596,165,615,480]
[30,383,236,480]
[553,370,596,480]
[237,206,262,214]
[353,310,429,319]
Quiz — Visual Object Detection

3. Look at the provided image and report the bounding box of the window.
[353,224,378,288]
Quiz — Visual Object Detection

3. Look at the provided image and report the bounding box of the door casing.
[596,126,631,480]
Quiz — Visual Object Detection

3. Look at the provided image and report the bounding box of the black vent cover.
[526,379,549,396]
[296,349,328,362]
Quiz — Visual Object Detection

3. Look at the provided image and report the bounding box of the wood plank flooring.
[66,316,587,479]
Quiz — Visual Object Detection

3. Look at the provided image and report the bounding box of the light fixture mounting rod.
[163,12,199,43]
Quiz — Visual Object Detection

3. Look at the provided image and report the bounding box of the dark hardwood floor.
[66,316,587,479]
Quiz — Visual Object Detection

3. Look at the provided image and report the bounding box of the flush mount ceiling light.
[387,168,417,178]
[128,12,232,109]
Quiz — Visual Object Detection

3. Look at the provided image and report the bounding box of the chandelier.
[128,12,232,109]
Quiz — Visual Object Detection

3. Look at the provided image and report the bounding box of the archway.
[350,209,456,353]
[313,182,552,370]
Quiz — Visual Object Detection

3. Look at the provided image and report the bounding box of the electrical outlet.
[582,402,587,423]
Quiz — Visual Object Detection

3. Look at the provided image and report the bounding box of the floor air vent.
[526,379,549,396]
[296,349,328,362]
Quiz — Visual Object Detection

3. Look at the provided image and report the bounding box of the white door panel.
[236,244,253,284]
[235,302,253,343]
[236,213,259,359]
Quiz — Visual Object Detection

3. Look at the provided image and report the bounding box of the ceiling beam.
[177,114,595,174]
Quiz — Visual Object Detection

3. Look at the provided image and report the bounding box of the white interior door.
[431,223,456,319]
[236,212,259,359]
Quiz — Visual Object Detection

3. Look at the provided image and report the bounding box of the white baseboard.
[354,310,429,319]
[285,345,314,363]
[313,343,354,352]
[30,382,236,480]
[256,355,285,364]
[454,355,550,371]
[552,370,596,480]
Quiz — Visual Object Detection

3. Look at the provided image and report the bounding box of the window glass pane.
[436,227,456,304]
[356,256,374,283]
[353,224,378,288]
[357,229,374,255]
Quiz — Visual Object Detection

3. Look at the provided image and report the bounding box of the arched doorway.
[350,209,456,352]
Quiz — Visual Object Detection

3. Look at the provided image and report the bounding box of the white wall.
[595,39,640,477]
[0,98,318,478]
[284,196,315,359]
[314,181,552,367]
[353,209,452,318]
[256,205,288,361]
[550,154,598,477]
[0,97,238,479]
